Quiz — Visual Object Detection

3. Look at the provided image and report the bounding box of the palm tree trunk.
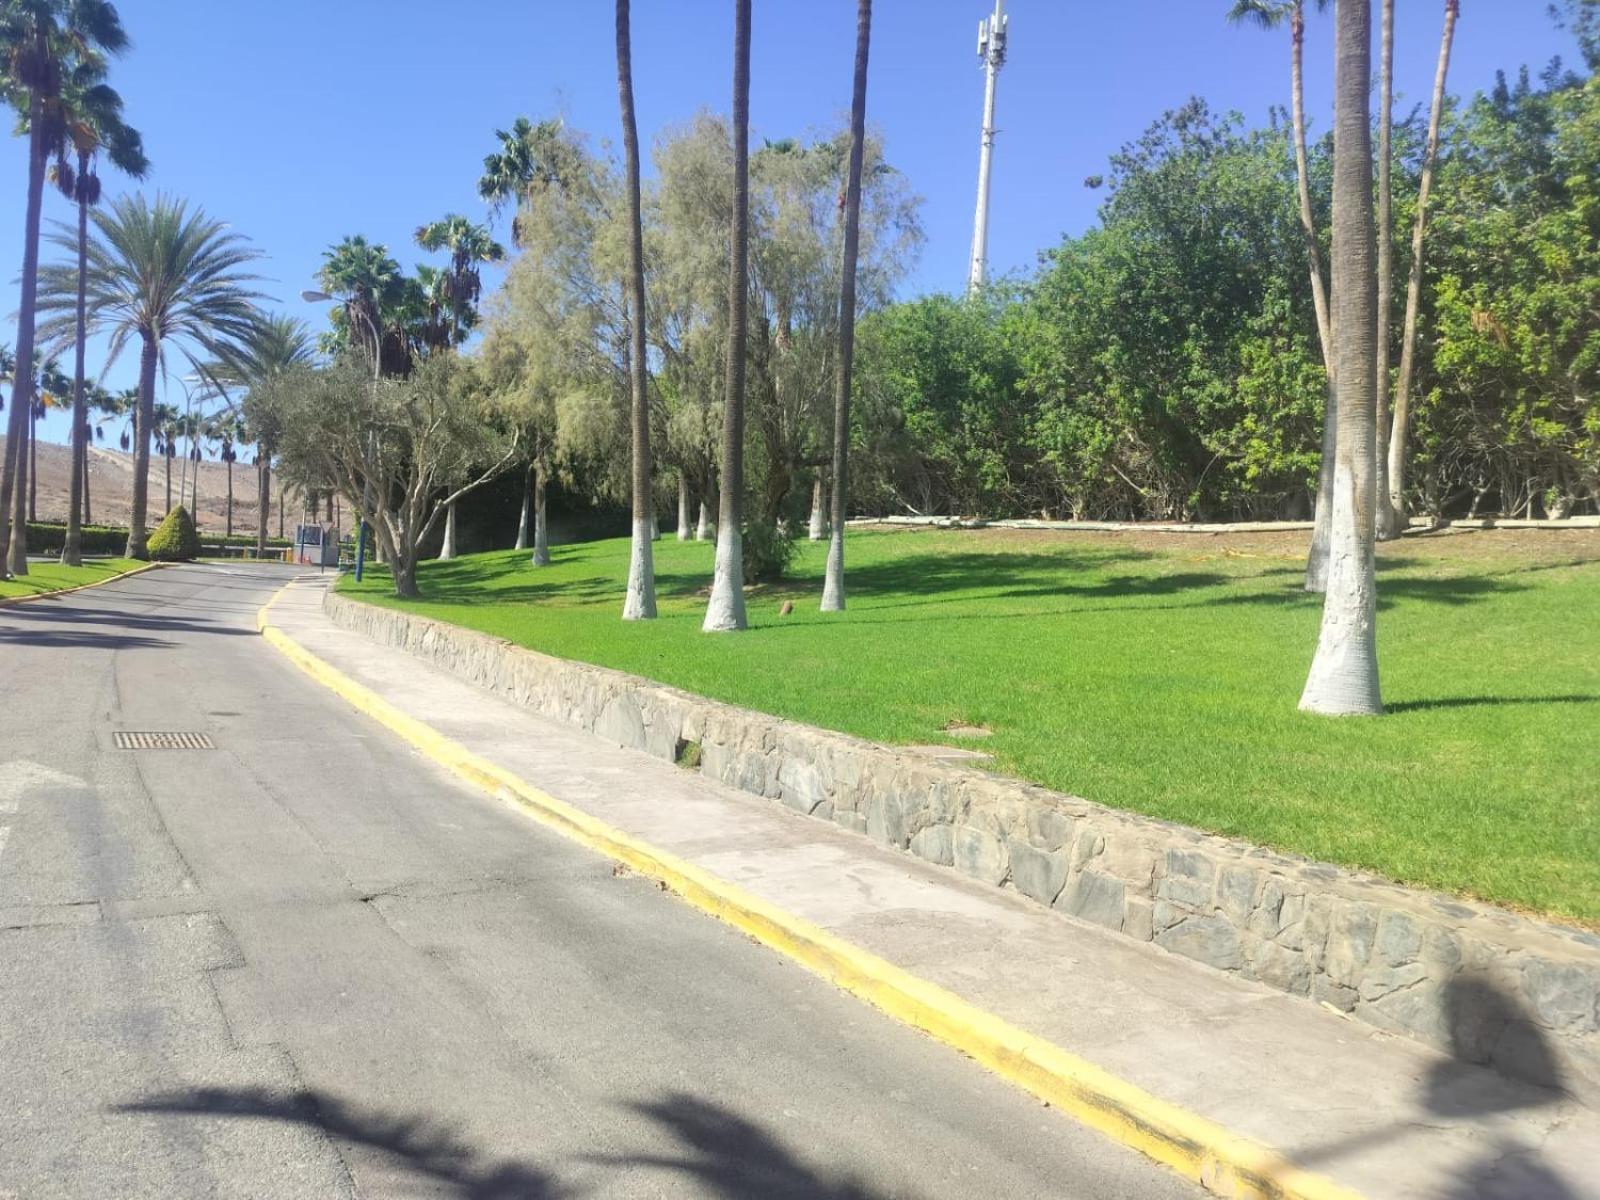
[27,408,37,525]
[256,446,271,555]
[705,0,753,633]
[1387,0,1458,527]
[82,437,91,525]
[809,477,826,541]
[1291,0,1338,592]
[126,334,159,558]
[532,457,550,567]
[440,498,457,559]
[822,0,873,612]
[1373,0,1400,541]
[678,471,691,541]
[515,462,531,550]
[696,499,712,542]
[1301,0,1382,717]
[64,164,92,567]
[0,98,48,578]
[225,457,233,537]
[618,0,657,620]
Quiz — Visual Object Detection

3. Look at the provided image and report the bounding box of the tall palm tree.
[478,116,570,245]
[36,193,265,558]
[414,215,504,348]
[1,0,130,577]
[616,0,656,620]
[317,235,402,371]
[1301,0,1382,716]
[1227,0,1335,590]
[1373,0,1399,542]
[1387,0,1459,530]
[51,54,146,563]
[150,400,178,513]
[704,0,753,633]
[215,313,315,553]
[820,0,873,613]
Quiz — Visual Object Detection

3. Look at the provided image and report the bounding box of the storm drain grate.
[113,731,215,751]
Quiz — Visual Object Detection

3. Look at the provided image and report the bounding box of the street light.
[302,288,376,581]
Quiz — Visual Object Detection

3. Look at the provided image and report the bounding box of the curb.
[257,579,1363,1200]
[0,560,170,609]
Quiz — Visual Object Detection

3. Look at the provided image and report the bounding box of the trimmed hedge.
[147,507,202,562]
[24,522,291,556]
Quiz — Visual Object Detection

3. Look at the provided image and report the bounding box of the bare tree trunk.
[256,448,271,556]
[678,472,691,541]
[809,477,826,541]
[515,462,531,550]
[532,458,550,567]
[28,408,37,523]
[618,0,658,620]
[1302,0,1383,717]
[126,334,159,559]
[1373,0,1400,541]
[278,481,285,539]
[82,438,91,526]
[1291,0,1338,593]
[1387,0,1458,527]
[705,0,753,633]
[440,498,457,560]
[225,457,233,537]
[696,499,712,542]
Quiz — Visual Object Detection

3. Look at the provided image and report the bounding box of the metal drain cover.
[113,731,215,750]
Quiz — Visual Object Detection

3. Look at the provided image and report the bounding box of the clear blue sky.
[4,0,1583,446]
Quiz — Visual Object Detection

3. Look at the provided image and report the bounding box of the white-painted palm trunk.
[648,509,659,541]
[623,517,657,619]
[677,474,691,540]
[531,463,550,567]
[440,499,458,560]
[696,501,712,542]
[514,467,531,551]
[703,524,747,631]
[808,478,826,540]
[821,527,846,611]
[1305,390,1336,592]
[1300,457,1382,714]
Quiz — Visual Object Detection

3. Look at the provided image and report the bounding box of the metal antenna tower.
[967,0,1008,293]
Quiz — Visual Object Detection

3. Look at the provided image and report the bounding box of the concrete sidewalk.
[267,577,1598,1200]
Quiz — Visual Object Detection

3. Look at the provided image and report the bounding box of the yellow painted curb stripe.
[0,560,170,609]
[256,580,1363,1200]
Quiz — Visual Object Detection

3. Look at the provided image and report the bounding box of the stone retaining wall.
[325,589,1600,1106]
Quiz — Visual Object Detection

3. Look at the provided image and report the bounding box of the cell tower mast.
[967,0,1008,293]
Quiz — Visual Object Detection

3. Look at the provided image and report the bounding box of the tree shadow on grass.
[1386,694,1599,714]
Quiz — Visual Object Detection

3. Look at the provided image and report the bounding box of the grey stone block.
[1057,869,1126,931]
[1218,866,1258,926]
[1157,848,1215,909]
[833,810,868,835]
[595,693,646,750]
[1123,897,1155,943]
[1313,976,1358,1013]
[1155,913,1243,972]
[1008,841,1069,906]
[1026,808,1076,852]
[1251,939,1311,996]
[1522,959,1600,1033]
[1101,840,1160,896]
[865,789,911,848]
[909,825,954,867]
[1324,901,1379,986]
[1374,911,1423,967]
[777,756,827,815]
[1358,962,1428,1002]
[953,826,1008,886]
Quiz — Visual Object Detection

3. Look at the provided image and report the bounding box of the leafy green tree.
[36,193,264,558]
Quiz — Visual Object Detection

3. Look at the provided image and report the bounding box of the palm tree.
[1,0,130,577]
[51,55,146,563]
[616,0,656,620]
[478,116,570,245]
[1373,0,1399,542]
[35,193,265,558]
[203,409,244,536]
[820,0,873,613]
[704,0,753,633]
[1387,0,1459,530]
[150,400,179,513]
[414,215,504,348]
[215,314,315,553]
[1227,0,1335,590]
[1301,0,1382,716]
[33,358,72,521]
[317,235,402,371]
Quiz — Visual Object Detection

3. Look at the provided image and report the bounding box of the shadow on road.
[115,1086,907,1199]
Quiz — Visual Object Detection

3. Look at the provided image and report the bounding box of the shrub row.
[24,521,291,555]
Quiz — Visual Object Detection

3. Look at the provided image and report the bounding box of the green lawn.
[340,527,1600,925]
[0,557,144,601]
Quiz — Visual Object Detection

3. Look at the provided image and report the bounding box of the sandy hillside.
[0,435,271,533]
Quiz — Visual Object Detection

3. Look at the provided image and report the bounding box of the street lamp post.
[301,288,379,582]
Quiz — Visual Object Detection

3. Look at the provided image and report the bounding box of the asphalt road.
[0,563,1200,1199]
